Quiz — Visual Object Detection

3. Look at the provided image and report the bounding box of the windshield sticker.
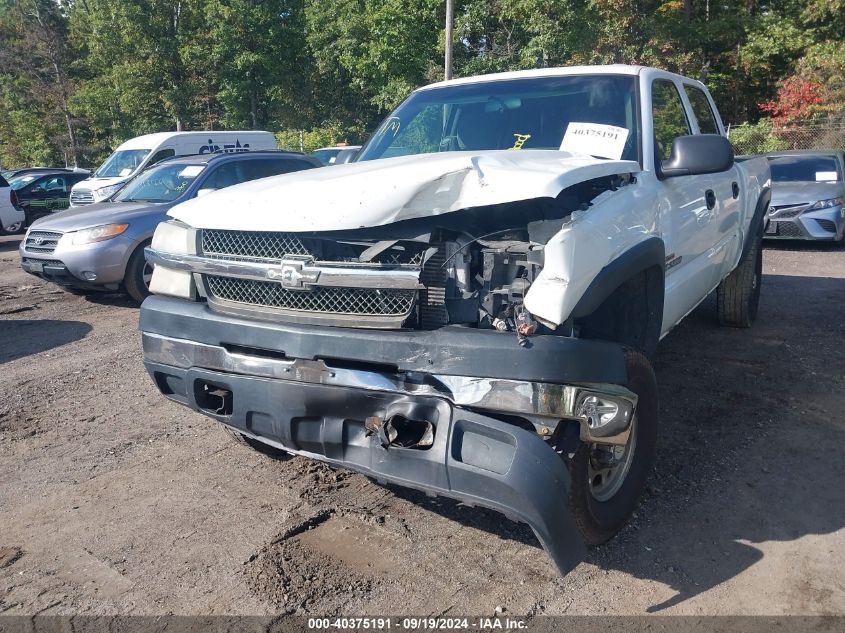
[816,171,837,182]
[179,165,205,178]
[560,122,629,160]
[119,168,132,176]
[509,133,532,150]
[377,117,401,138]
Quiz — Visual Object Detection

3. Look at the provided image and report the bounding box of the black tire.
[222,426,291,460]
[568,349,658,546]
[0,219,25,236]
[123,240,153,303]
[716,230,762,327]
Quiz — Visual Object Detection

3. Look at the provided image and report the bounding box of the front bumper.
[140,296,636,574]
[19,233,135,289]
[764,205,845,241]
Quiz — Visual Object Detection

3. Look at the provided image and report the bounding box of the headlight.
[151,219,196,255]
[811,197,843,210]
[70,223,129,245]
[95,184,122,199]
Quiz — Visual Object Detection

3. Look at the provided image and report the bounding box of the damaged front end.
[141,170,640,575]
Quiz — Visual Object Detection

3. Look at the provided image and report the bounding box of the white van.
[69,130,277,206]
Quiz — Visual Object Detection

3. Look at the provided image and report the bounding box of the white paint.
[160,65,771,336]
[168,150,641,232]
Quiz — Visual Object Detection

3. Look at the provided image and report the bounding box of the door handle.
[705,189,716,210]
[732,182,740,199]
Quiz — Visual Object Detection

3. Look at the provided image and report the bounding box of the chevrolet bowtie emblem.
[266,258,320,289]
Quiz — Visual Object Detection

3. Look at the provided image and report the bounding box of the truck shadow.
[384,272,845,612]
[763,239,844,253]
[0,319,92,363]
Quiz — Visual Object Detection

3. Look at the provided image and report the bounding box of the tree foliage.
[0,0,842,168]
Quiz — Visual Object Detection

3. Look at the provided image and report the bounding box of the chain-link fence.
[728,121,845,155]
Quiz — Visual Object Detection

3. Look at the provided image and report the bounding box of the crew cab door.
[651,78,737,331]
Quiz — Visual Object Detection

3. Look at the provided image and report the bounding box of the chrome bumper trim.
[142,332,637,445]
[145,247,423,290]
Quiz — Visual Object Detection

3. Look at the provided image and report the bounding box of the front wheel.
[123,240,153,303]
[567,349,658,545]
[0,219,24,235]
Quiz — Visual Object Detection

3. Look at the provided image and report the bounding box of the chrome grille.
[206,275,416,317]
[70,189,94,205]
[769,203,808,219]
[24,230,63,254]
[201,229,425,265]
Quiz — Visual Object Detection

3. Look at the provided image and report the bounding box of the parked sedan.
[765,150,844,242]
[1,166,85,180]
[20,150,321,301]
[10,170,91,226]
[0,173,25,235]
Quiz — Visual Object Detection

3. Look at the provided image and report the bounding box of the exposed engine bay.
[302,174,633,336]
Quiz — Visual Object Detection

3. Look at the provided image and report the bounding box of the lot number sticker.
[561,122,629,160]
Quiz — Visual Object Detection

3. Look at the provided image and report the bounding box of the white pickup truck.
[140,65,770,575]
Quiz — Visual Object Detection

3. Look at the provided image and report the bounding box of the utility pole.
[444,0,453,80]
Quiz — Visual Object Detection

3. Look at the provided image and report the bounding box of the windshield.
[113,162,206,203]
[95,149,151,178]
[768,155,841,183]
[9,175,38,190]
[357,75,639,162]
[311,149,343,165]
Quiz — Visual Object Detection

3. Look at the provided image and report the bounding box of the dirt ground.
[1,232,844,617]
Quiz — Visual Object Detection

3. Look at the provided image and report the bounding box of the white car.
[0,173,25,235]
[69,130,278,206]
[140,65,770,575]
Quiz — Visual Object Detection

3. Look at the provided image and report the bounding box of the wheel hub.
[588,415,637,502]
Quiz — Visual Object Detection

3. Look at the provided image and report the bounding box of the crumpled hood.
[168,150,641,232]
[32,201,165,231]
[771,181,843,206]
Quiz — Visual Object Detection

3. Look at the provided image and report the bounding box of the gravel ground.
[0,233,843,617]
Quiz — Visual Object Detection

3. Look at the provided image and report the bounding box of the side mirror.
[196,188,217,198]
[660,134,734,178]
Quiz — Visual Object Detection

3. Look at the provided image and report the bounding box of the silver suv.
[20,151,321,300]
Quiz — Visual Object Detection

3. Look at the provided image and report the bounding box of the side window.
[652,80,691,162]
[684,86,719,135]
[43,177,66,192]
[202,162,244,190]
[147,148,175,168]
[240,160,279,181]
[231,158,317,184]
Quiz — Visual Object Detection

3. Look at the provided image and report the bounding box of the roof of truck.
[419,64,691,91]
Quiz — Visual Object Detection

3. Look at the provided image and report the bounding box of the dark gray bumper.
[138,296,638,575]
[139,295,627,384]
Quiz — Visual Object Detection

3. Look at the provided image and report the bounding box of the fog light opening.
[384,415,435,450]
[82,271,97,281]
[194,381,233,416]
